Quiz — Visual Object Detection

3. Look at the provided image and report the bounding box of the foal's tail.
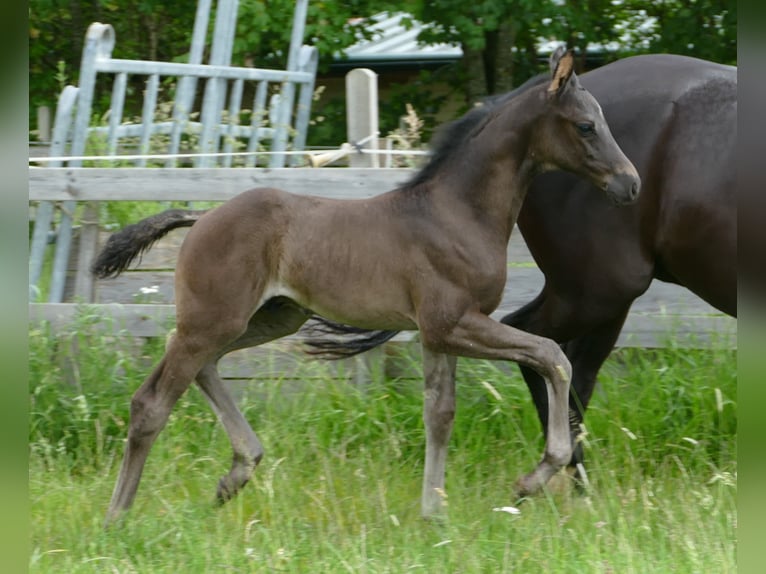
[301,316,401,359]
[91,209,208,279]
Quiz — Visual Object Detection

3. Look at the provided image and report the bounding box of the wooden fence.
[28,167,736,379]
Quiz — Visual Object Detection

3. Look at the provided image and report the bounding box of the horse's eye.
[576,122,595,136]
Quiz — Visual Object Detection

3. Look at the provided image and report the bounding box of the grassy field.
[29,317,736,573]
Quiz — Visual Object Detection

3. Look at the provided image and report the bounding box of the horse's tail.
[91,209,208,279]
[301,316,401,359]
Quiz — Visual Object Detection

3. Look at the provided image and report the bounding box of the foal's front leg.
[422,310,573,500]
[421,347,458,519]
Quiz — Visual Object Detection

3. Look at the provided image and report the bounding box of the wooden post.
[73,202,100,302]
[346,69,379,168]
[37,106,51,142]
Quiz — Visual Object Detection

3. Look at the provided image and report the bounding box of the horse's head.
[532,47,640,205]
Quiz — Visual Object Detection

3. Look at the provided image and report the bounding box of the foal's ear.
[547,48,575,96]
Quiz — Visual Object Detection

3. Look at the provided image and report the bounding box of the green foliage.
[410,0,736,102]
[28,0,386,127]
[29,313,166,473]
[235,0,393,71]
[304,89,347,149]
[628,0,737,64]
[28,1,736,143]
[29,1,197,117]
[380,69,450,140]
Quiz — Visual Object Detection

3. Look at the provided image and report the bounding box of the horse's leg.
[520,314,629,488]
[105,333,224,525]
[420,347,457,519]
[502,296,630,472]
[559,310,630,452]
[421,310,572,499]
[195,297,311,504]
[195,362,264,503]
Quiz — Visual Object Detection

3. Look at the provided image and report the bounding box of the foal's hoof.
[216,477,236,504]
[103,510,126,529]
[513,474,540,499]
[421,510,449,525]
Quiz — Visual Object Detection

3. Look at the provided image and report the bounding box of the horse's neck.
[435,105,541,242]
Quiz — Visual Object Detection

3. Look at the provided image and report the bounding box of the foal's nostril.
[607,173,640,205]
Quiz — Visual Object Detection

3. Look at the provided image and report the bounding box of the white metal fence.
[29,0,318,302]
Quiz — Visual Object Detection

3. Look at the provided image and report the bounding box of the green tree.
[234,0,386,70]
[412,1,554,103]
[398,0,735,107]
[29,0,736,138]
[28,0,387,128]
[543,0,634,70]
[29,1,197,116]
[625,0,736,64]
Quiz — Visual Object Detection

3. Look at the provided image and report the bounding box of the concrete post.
[346,69,379,168]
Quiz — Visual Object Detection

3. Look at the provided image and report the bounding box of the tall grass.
[29,316,736,573]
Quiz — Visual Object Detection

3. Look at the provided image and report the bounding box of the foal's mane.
[403,72,550,190]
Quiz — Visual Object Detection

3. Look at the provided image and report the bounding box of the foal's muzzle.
[605,171,641,205]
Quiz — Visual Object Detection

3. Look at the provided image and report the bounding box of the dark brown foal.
[93,48,639,525]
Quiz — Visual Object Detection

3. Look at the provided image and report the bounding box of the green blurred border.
[2,2,29,572]
[738,4,764,572]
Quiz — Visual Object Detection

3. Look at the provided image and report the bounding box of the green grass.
[29,318,736,573]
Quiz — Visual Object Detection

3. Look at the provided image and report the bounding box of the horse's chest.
[452,248,508,312]
[471,267,507,313]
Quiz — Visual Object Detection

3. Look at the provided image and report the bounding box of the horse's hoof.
[513,475,537,499]
[216,478,235,504]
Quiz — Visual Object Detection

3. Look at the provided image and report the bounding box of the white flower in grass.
[244,547,259,560]
[492,506,521,515]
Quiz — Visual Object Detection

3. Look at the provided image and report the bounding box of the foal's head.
[532,47,640,204]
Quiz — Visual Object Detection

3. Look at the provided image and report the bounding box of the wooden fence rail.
[28,167,413,202]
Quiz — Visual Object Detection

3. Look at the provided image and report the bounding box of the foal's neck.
[438,91,544,243]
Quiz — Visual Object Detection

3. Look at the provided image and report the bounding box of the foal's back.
[174,187,427,331]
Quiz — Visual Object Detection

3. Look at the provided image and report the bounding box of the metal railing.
[29,0,317,303]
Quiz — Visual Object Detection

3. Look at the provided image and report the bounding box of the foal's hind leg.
[195,363,265,503]
[195,297,311,505]
[421,347,457,519]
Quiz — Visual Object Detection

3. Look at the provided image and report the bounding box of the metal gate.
[29,0,317,302]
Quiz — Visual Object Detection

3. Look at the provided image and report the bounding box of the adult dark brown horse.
[311,54,737,482]
[502,53,736,479]
[92,49,640,525]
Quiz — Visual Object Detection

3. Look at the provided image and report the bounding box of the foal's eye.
[576,122,595,136]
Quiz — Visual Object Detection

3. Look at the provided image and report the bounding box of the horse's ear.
[547,48,575,96]
[549,45,567,74]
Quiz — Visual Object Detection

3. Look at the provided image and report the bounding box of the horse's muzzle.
[605,171,641,205]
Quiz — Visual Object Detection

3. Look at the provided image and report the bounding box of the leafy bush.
[29,312,165,472]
